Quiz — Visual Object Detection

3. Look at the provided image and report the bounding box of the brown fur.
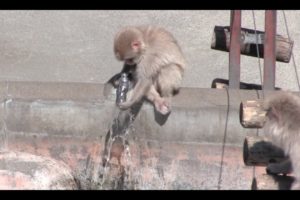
[263,91,300,189]
[113,25,186,115]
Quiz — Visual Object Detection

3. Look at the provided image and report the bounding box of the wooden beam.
[211,26,293,63]
[240,100,266,128]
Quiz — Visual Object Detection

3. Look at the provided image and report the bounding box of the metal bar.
[229,10,241,89]
[263,10,277,90]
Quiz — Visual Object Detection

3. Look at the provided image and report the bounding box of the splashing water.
[96,81,142,190]
[97,108,136,189]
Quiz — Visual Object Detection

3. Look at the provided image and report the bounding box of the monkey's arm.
[118,78,152,109]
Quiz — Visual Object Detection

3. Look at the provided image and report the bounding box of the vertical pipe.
[263,10,277,90]
[229,10,241,89]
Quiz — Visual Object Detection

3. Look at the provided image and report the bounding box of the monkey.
[263,91,300,189]
[113,25,186,115]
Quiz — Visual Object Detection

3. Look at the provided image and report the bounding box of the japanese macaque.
[113,25,186,115]
[263,91,300,189]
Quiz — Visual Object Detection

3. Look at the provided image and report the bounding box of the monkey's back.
[137,25,186,70]
[263,92,300,153]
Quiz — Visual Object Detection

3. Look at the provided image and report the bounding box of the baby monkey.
[263,91,300,189]
[113,25,186,115]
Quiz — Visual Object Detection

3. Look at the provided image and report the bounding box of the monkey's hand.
[118,101,133,110]
[154,98,171,115]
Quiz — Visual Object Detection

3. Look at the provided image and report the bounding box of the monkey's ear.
[131,40,142,52]
[268,106,280,122]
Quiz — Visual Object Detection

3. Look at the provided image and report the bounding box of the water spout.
[94,72,142,189]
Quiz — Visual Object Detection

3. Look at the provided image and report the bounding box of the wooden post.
[211,26,293,63]
[240,100,266,128]
[243,136,286,166]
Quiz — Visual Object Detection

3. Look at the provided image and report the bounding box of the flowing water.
[93,97,142,189]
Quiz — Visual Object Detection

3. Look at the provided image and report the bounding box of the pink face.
[114,31,142,66]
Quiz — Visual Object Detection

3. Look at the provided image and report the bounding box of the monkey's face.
[114,28,144,66]
[114,46,142,66]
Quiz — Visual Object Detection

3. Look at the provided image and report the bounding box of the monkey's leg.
[157,64,183,97]
[289,151,300,190]
[146,85,171,115]
[266,158,293,175]
[151,64,182,115]
[118,79,151,110]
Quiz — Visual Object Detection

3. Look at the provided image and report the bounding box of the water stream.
[94,72,142,189]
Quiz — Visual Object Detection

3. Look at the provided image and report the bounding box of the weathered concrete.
[0,81,286,189]
[0,151,77,189]
[0,10,299,91]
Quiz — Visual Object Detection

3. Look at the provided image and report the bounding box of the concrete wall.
[0,10,300,90]
[0,81,271,189]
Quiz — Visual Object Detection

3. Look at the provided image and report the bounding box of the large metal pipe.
[0,81,287,189]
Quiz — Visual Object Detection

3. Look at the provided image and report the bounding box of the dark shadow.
[246,139,294,190]
[211,78,281,90]
[251,177,258,190]
[251,175,295,190]
[243,139,286,166]
[154,108,171,126]
[274,175,295,190]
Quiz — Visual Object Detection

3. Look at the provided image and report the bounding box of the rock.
[0,151,77,190]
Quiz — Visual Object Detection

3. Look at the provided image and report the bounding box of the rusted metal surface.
[5,135,267,189]
[263,10,277,91]
[229,10,241,89]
